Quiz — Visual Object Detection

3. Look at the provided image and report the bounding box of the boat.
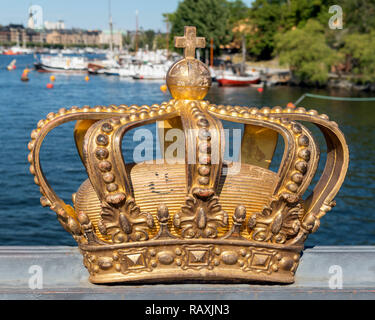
[88,62,119,75]
[216,68,260,86]
[87,61,105,74]
[251,81,265,88]
[101,67,121,76]
[3,49,19,55]
[61,48,75,55]
[209,66,217,82]
[119,63,139,78]
[85,47,95,54]
[216,35,260,87]
[88,0,121,77]
[88,53,121,75]
[132,63,169,80]
[34,54,88,73]
[134,49,169,65]
[2,46,33,55]
[48,49,59,54]
[7,59,16,70]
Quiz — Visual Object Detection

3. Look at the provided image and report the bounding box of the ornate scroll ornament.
[28,26,349,285]
[99,199,154,243]
[247,193,303,244]
[173,195,228,239]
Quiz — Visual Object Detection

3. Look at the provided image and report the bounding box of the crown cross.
[174,26,206,59]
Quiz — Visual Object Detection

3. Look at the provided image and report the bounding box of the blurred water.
[0,55,374,247]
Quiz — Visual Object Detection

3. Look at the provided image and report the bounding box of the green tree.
[275,19,338,85]
[341,0,375,33]
[227,0,250,47]
[122,33,132,48]
[247,0,283,59]
[247,0,330,59]
[155,33,167,50]
[167,0,232,54]
[143,30,156,49]
[279,0,330,29]
[227,0,249,26]
[342,31,375,82]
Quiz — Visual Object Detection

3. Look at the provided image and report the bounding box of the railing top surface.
[0,246,374,300]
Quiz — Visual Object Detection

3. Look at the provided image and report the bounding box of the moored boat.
[2,46,33,55]
[34,54,88,73]
[216,69,260,86]
[132,63,169,80]
[119,63,139,78]
[88,54,120,75]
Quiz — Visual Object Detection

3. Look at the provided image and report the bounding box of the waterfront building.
[0,24,142,49]
[99,30,123,49]
[45,29,101,46]
[44,20,65,30]
[0,24,46,45]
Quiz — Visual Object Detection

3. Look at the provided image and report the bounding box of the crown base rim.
[81,240,302,285]
[80,238,303,252]
[88,268,296,285]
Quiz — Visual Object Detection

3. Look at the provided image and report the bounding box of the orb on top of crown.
[166,26,211,100]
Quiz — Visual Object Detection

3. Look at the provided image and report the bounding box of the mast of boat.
[16,32,20,48]
[135,10,139,53]
[210,38,214,67]
[166,19,169,59]
[241,35,246,74]
[22,30,26,49]
[108,0,114,52]
[24,4,33,49]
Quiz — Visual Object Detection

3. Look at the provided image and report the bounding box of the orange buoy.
[287,102,296,109]
[21,72,29,82]
[160,84,167,93]
[257,88,264,93]
[50,75,56,82]
[46,83,54,89]
[85,76,90,82]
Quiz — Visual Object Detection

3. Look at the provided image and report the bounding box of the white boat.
[134,49,169,64]
[101,67,121,76]
[61,48,75,55]
[88,53,121,75]
[48,49,59,54]
[119,64,139,78]
[209,66,217,82]
[35,54,88,73]
[132,63,169,80]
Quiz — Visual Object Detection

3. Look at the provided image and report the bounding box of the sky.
[0,0,182,32]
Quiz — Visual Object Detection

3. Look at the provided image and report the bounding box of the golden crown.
[28,26,349,284]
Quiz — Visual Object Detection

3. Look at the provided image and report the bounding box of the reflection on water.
[0,55,374,246]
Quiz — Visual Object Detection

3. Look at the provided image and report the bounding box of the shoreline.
[226,57,375,92]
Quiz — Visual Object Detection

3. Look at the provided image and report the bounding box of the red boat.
[3,50,20,55]
[2,46,32,55]
[216,70,260,87]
